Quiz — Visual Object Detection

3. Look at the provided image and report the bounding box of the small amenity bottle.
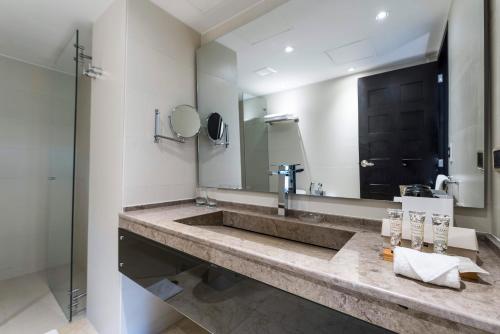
[387,209,403,249]
[432,214,451,254]
[409,211,426,251]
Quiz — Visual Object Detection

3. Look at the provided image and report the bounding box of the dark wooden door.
[358,62,439,200]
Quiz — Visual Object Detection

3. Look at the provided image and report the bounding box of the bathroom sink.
[175,211,354,251]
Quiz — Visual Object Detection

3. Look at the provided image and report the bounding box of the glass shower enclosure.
[46,29,89,321]
[0,25,89,330]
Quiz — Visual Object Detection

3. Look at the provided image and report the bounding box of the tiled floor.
[58,318,97,334]
[0,270,209,334]
[0,270,97,334]
[57,316,205,334]
[0,271,69,334]
[162,318,209,334]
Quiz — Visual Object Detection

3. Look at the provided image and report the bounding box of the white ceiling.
[0,0,451,81]
[0,0,114,74]
[0,0,265,74]
[150,0,265,33]
[217,0,452,96]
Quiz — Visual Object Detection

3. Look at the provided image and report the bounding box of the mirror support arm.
[210,123,229,148]
[213,123,229,148]
[154,109,185,144]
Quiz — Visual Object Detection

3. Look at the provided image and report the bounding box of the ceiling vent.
[254,67,277,77]
[325,39,376,65]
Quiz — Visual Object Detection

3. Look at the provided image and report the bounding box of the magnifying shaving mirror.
[171,105,201,138]
[154,105,200,143]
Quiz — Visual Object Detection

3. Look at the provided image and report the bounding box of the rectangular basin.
[175,211,354,251]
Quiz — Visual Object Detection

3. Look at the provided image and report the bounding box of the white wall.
[448,0,485,208]
[88,0,201,333]
[87,0,127,332]
[0,55,74,281]
[123,0,200,207]
[197,41,242,189]
[122,0,200,332]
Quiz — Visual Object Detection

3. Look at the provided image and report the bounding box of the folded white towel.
[457,256,490,275]
[393,247,461,289]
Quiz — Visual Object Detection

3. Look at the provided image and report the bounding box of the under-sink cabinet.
[118,228,392,334]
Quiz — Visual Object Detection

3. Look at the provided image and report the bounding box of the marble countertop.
[119,203,500,333]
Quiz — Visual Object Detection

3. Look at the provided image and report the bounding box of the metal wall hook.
[73,43,103,79]
[84,65,104,79]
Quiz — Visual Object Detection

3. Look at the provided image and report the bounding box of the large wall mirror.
[197,0,487,208]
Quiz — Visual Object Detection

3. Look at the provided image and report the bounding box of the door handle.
[360,160,375,168]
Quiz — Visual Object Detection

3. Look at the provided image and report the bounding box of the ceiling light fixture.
[375,11,389,22]
[284,46,294,53]
[348,67,355,73]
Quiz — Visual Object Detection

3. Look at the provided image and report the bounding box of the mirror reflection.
[207,112,226,142]
[197,0,486,208]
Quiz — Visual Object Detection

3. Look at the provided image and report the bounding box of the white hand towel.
[457,256,490,275]
[393,247,461,289]
[435,174,450,190]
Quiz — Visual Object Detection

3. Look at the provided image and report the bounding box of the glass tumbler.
[387,209,404,249]
[409,211,426,251]
[432,214,451,254]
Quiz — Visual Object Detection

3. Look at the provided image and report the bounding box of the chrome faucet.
[269,163,304,216]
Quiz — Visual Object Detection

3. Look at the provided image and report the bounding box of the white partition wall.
[87,0,127,332]
[88,0,201,332]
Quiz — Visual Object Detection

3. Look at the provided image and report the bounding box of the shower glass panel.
[46,30,78,321]
[71,30,91,318]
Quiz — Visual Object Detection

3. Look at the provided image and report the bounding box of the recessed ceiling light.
[376,11,389,22]
[348,67,355,72]
[255,67,278,77]
[284,46,294,53]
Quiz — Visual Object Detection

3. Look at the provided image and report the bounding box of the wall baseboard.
[477,231,500,255]
[124,198,195,212]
